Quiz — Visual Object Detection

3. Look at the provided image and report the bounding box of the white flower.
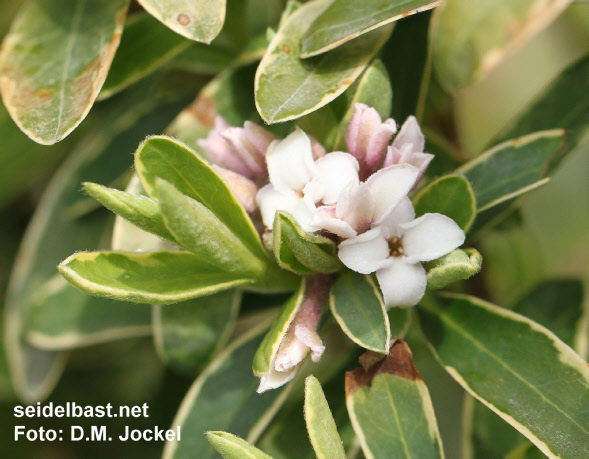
[310,164,420,238]
[338,198,465,308]
[255,128,359,232]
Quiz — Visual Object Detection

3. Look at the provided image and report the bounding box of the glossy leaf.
[418,293,589,458]
[206,431,273,459]
[413,175,476,231]
[388,308,412,340]
[252,282,306,376]
[424,248,482,290]
[135,136,266,260]
[59,251,255,305]
[302,0,438,57]
[100,13,191,99]
[432,0,571,91]
[84,182,175,243]
[346,340,444,458]
[136,0,225,43]
[494,54,589,151]
[304,375,346,459]
[273,211,341,275]
[457,130,566,213]
[153,290,241,374]
[255,0,392,124]
[163,319,286,459]
[156,179,266,276]
[0,0,129,144]
[329,272,390,353]
[4,80,188,402]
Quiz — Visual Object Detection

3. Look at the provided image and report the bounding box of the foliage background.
[0,0,587,457]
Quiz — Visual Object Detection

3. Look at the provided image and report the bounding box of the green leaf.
[418,293,589,458]
[156,179,265,276]
[424,248,482,290]
[255,0,392,124]
[0,0,129,144]
[431,0,571,91]
[413,174,476,231]
[4,80,187,403]
[252,281,306,375]
[456,130,566,214]
[163,319,287,458]
[329,272,390,353]
[59,251,255,305]
[304,375,346,459]
[99,13,191,99]
[84,182,175,243]
[24,276,151,350]
[388,308,412,339]
[301,0,437,57]
[135,136,266,260]
[136,0,225,43]
[346,340,444,458]
[206,431,273,459]
[494,54,589,151]
[153,290,240,374]
[273,211,341,275]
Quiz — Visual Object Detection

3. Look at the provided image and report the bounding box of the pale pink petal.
[243,121,275,158]
[364,118,396,172]
[257,366,298,393]
[275,338,309,371]
[310,136,327,160]
[383,145,402,168]
[311,206,357,238]
[400,213,465,263]
[377,197,415,239]
[256,184,300,229]
[346,103,380,160]
[213,166,258,213]
[336,183,374,234]
[392,116,425,152]
[267,128,317,194]
[338,227,389,274]
[365,164,419,225]
[294,325,325,362]
[314,152,359,205]
[221,128,266,176]
[376,257,427,308]
[198,134,252,177]
[291,195,318,233]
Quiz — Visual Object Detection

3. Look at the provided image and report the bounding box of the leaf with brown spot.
[0,0,130,145]
[346,339,443,458]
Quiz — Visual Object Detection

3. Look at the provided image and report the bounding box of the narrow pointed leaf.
[206,431,273,459]
[255,0,392,124]
[413,175,476,231]
[137,0,225,43]
[304,375,346,459]
[25,276,151,350]
[163,319,287,459]
[346,340,444,459]
[329,272,390,353]
[156,179,265,276]
[0,0,129,144]
[84,182,175,243]
[302,0,438,57]
[99,13,191,99]
[59,251,255,305]
[424,248,482,290]
[418,293,589,458]
[135,136,266,260]
[273,211,341,275]
[493,54,589,151]
[153,290,241,374]
[456,130,566,218]
[432,0,572,91]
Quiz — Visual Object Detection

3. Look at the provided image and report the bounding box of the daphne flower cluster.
[198,104,465,390]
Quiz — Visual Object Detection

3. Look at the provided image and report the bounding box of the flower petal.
[400,213,465,263]
[336,183,374,234]
[338,227,388,274]
[213,166,258,213]
[377,197,415,239]
[391,116,425,153]
[313,152,359,205]
[267,128,317,194]
[376,257,427,308]
[256,184,300,228]
[365,118,396,172]
[257,366,298,393]
[365,164,419,224]
[294,324,325,363]
[311,206,357,238]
